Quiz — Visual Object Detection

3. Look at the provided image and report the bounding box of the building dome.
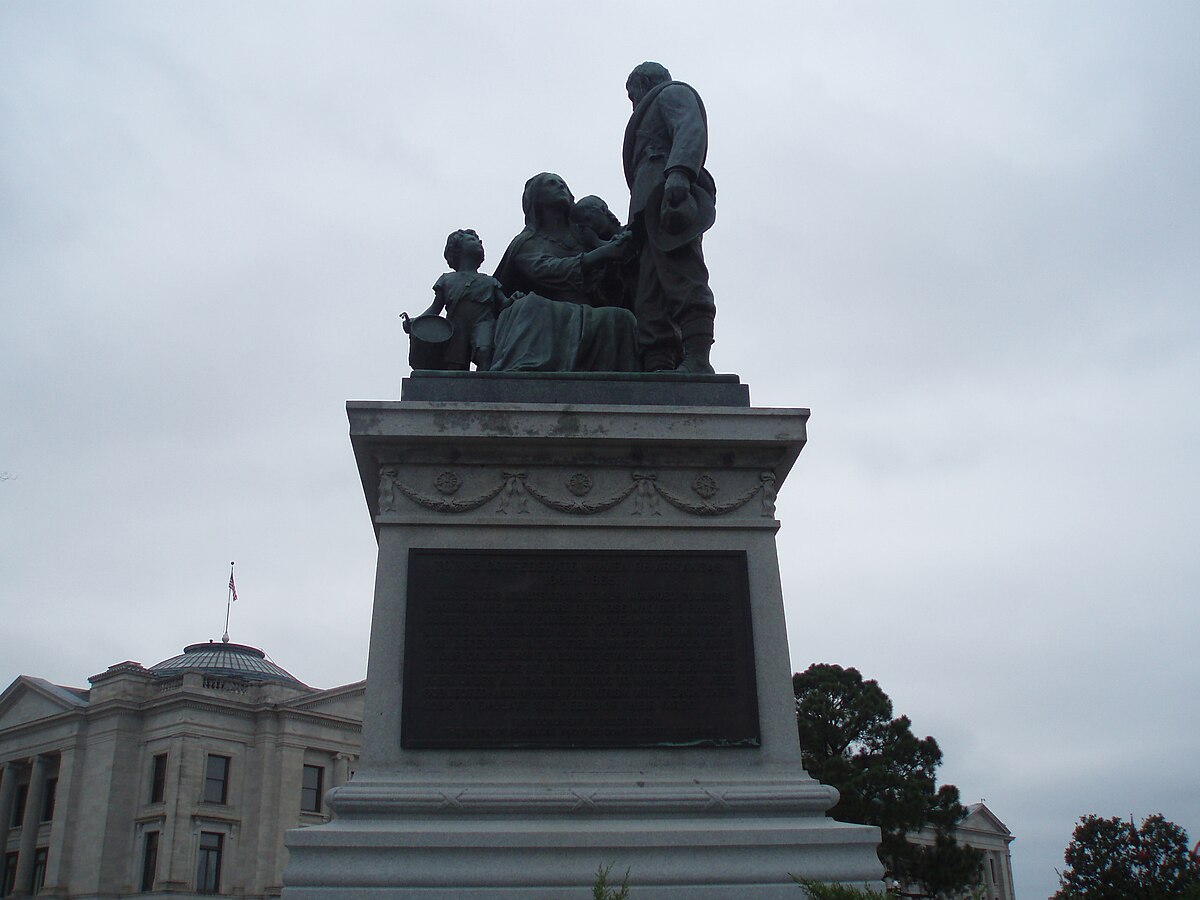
[148,640,307,686]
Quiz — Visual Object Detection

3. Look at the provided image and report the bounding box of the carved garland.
[380,468,779,517]
[652,479,761,517]
[522,478,638,514]
[381,467,505,514]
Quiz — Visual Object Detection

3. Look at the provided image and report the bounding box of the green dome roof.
[149,641,306,686]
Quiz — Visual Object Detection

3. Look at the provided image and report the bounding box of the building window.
[2,852,18,897]
[195,831,223,893]
[140,831,159,892]
[202,755,230,805]
[30,848,47,895]
[40,778,56,822]
[301,765,324,813]
[9,785,26,827]
[150,753,168,804]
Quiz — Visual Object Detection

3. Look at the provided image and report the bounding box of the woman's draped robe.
[489,231,639,373]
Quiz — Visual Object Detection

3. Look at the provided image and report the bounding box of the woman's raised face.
[534,173,572,208]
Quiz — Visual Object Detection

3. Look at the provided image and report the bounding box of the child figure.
[572,194,623,242]
[417,229,511,371]
[572,195,633,310]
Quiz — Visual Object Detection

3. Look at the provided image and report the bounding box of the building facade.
[905,802,1017,900]
[0,641,363,898]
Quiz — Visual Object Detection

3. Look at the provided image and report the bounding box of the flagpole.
[223,561,235,644]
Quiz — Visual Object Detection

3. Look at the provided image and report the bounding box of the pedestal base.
[285,775,882,898]
[283,387,883,897]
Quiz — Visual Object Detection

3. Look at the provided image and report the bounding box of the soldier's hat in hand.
[646,181,716,252]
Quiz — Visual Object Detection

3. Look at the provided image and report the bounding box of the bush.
[593,862,631,900]
[793,878,891,899]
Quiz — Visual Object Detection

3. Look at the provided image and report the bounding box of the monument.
[284,63,883,898]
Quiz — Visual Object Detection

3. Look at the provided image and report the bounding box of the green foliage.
[592,862,631,900]
[1053,813,1200,899]
[792,877,891,898]
[793,664,982,897]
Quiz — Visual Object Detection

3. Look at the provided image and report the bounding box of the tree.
[793,663,982,897]
[1053,813,1200,899]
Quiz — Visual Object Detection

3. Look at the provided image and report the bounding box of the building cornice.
[0,709,86,747]
[277,709,363,732]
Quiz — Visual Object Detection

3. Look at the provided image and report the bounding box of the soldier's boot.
[643,349,678,372]
[675,334,715,375]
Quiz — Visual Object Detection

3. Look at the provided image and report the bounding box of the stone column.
[12,755,47,896]
[41,749,72,893]
[247,724,282,894]
[159,736,191,892]
[331,753,353,790]
[156,734,186,892]
[0,760,19,861]
[271,744,306,878]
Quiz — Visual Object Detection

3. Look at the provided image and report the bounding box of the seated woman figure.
[489,173,639,372]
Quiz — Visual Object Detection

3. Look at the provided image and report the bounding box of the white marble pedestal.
[283,375,882,898]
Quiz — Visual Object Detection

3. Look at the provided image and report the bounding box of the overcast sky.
[2,3,1197,897]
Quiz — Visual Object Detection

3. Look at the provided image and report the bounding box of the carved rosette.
[434,471,462,495]
[566,472,593,496]
[692,474,719,499]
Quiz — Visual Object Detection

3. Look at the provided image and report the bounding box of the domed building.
[0,639,364,898]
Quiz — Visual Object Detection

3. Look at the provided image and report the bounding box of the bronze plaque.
[401,549,759,749]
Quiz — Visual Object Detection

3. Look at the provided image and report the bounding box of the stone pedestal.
[284,374,882,898]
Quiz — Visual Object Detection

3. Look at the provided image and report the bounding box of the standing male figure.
[623,61,718,373]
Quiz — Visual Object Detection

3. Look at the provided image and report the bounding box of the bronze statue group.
[405,62,718,376]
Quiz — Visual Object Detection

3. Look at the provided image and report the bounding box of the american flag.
[228,570,238,602]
